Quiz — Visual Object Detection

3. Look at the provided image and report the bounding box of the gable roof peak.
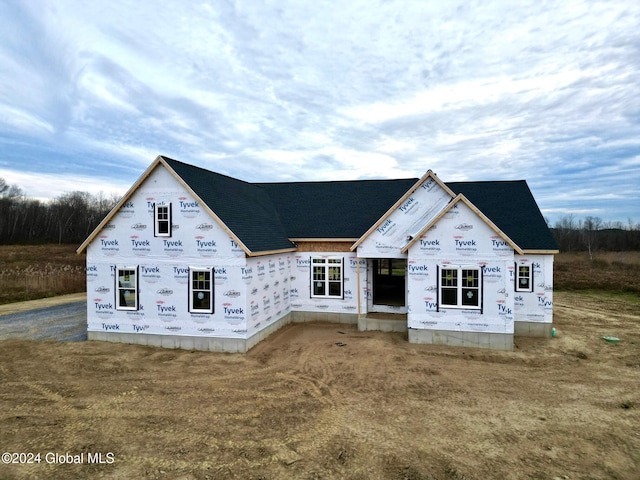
[350,169,455,250]
[401,193,523,254]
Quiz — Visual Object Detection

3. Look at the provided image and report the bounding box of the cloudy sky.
[1,0,638,225]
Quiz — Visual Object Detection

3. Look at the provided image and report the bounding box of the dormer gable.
[402,194,523,255]
[351,170,455,257]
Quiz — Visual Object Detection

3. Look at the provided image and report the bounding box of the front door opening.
[373,259,406,307]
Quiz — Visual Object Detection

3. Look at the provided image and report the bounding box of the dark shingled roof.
[447,180,558,251]
[255,179,417,239]
[163,157,556,253]
[162,157,295,252]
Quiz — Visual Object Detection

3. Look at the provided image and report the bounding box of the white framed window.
[154,203,172,237]
[189,267,214,313]
[116,266,139,310]
[439,265,482,309]
[516,264,533,292]
[311,257,343,298]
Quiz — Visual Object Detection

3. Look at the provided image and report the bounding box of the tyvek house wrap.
[288,253,366,315]
[243,255,293,338]
[514,254,554,324]
[86,165,259,339]
[356,174,452,259]
[406,200,516,334]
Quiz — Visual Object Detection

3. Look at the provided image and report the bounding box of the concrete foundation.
[89,313,291,353]
[88,313,529,353]
[88,330,252,353]
[290,311,358,325]
[514,321,553,338]
[408,328,514,351]
[88,311,359,353]
[358,315,407,333]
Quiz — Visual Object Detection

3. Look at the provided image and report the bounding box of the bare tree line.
[0,178,118,245]
[550,214,640,253]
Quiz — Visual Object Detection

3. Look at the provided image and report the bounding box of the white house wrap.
[78,156,558,352]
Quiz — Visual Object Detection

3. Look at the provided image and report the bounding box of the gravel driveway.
[0,299,87,342]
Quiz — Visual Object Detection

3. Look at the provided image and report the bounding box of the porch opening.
[372,258,406,307]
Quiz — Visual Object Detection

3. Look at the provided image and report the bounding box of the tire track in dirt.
[128,437,303,475]
[555,302,636,325]
[296,342,334,386]
[276,342,359,458]
[189,345,343,473]
[282,343,336,406]
[25,382,143,459]
[194,338,346,469]
[3,373,95,479]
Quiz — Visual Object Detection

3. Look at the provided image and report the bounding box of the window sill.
[439,305,482,311]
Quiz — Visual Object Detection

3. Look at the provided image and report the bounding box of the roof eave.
[401,194,524,255]
[351,170,454,251]
[247,247,298,257]
[77,155,166,254]
[77,155,254,257]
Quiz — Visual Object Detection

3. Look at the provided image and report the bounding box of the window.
[516,264,533,292]
[311,257,343,298]
[154,203,172,237]
[439,266,481,309]
[116,267,138,310]
[189,267,214,313]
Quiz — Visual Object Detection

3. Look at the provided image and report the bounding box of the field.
[0,246,639,479]
[0,245,85,304]
[554,251,640,293]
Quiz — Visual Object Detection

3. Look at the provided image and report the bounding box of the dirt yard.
[1,291,639,480]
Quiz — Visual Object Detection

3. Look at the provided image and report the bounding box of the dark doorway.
[372,259,406,307]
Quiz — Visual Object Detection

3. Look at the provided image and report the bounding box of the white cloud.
[0,0,638,225]
[0,168,127,202]
[0,106,55,136]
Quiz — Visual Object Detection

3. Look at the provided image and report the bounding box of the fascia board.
[401,194,524,255]
[77,156,165,254]
[246,248,298,257]
[77,155,253,257]
[351,170,454,251]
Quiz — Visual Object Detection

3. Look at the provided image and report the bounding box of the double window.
[515,264,533,292]
[154,203,172,237]
[439,266,481,309]
[116,267,138,310]
[311,257,344,298]
[189,267,214,313]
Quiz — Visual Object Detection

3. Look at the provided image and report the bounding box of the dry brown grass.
[554,251,640,294]
[0,245,86,304]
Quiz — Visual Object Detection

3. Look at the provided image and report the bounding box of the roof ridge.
[161,155,255,186]
[255,177,419,186]
[446,179,527,184]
